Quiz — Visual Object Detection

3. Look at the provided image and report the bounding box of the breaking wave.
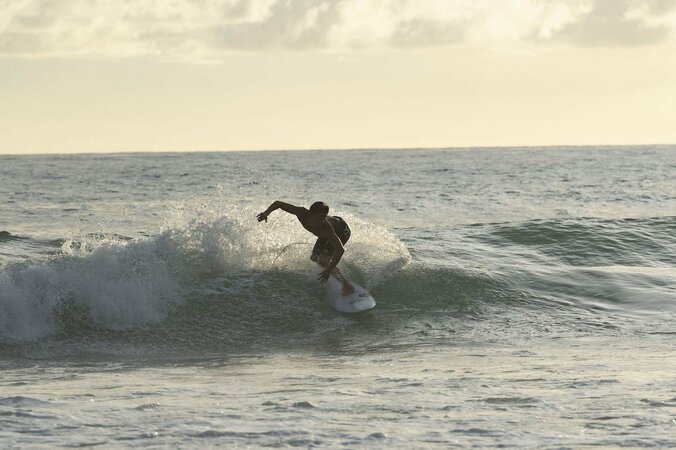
[2,213,675,357]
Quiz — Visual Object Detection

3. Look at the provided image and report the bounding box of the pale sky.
[1,0,676,154]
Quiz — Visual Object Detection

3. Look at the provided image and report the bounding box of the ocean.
[1,146,675,448]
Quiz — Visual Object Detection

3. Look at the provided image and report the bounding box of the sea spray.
[0,235,182,342]
[0,206,411,345]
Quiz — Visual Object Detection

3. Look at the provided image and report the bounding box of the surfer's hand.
[257,211,268,222]
[317,268,332,285]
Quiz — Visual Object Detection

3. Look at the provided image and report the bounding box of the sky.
[1,0,676,154]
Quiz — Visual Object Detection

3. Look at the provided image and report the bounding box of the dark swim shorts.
[311,216,351,260]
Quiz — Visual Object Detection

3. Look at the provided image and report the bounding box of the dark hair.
[309,201,329,216]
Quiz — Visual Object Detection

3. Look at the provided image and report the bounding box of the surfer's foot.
[341,283,355,296]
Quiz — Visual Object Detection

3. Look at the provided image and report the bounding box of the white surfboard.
[325,277,376,313]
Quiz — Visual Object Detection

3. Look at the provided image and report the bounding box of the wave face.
[2,211,675,357]
[0,208,411,354]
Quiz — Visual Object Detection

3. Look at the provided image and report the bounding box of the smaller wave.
[0,232,65,266]
[0,396,54,407]
[0,231,64,250]
[0,231,25,242]
[473,216,676,266]
[446,216,676,318]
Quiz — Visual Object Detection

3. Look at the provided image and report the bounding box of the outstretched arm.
[257,201,305,222]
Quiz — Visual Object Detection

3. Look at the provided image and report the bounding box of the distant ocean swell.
[449,216,676,318]
[1,214,675,351]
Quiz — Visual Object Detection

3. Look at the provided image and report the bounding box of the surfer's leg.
[311,238,354,295]
[315,255,354,296]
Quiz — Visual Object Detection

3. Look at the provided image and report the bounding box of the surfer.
[257,201,355,296]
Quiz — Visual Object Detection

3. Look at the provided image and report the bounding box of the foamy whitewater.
[1,147,675,448]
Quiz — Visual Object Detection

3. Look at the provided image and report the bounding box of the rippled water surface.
[1,146,675,447]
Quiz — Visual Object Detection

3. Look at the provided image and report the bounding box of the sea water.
[1,146,675,448]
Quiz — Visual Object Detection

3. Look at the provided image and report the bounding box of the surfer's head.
[309,201,329,223]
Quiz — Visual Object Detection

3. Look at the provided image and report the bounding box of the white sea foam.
[0,235,182,342]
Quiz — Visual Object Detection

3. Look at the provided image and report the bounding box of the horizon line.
[1,143,675,157]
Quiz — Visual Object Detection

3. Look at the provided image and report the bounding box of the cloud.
[210,0,344,50]
[551,0,676,46]
[390,18,466,48]
[1,0,675,60]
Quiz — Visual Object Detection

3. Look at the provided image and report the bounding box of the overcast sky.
[1,0,676,153]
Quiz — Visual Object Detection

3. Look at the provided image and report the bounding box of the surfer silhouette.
[257,201,355,296]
